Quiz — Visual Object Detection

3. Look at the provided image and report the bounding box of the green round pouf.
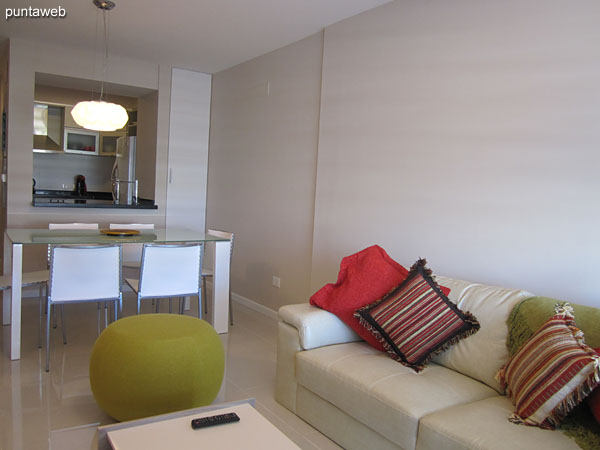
[89,314,224,422]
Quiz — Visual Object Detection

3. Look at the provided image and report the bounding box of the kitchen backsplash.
[33,152,113,192]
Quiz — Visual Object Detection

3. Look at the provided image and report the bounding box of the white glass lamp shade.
[71,101,129,132]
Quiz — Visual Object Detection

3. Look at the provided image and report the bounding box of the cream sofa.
[276,275,582,450]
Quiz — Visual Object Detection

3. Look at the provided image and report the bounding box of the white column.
[211,240,230,334]
[2,232,11,325]
[10,243,23,360]
[165,68,211,232]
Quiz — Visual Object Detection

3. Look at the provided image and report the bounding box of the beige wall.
[312,0,600,307]
[207,33,323,311]
[208,0,600,310]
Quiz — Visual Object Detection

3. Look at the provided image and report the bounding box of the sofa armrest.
[278,303,362,350]
[276,304,362,413]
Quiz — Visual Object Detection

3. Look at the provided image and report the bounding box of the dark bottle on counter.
[74,174,87,204]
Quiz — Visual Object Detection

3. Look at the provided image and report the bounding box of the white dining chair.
[47,223,101,329]
[0,223,100,350]
[0,271,50,348]
[201,229,234,325]
[45,244,122,371]
[48,223,99,230]
[125,243,203,317]
[108,223,155,268]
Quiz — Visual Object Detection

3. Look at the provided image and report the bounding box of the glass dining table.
[2,228,232,360]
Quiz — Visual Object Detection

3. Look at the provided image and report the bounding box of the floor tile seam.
[222,376,264,397]
[49,421,101,433]
[233,379,276,391]
[230,323,278,344]
[303,430,342,450]
[250,394,324,438]
[253,398,321,443]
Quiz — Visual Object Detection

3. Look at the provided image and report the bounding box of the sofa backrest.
[433,275,534,393]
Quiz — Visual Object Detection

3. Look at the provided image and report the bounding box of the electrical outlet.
[272,276,281,288]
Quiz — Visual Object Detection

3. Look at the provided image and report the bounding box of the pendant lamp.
[71,0,128,132]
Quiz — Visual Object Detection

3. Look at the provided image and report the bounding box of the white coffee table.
[98,400,300,450]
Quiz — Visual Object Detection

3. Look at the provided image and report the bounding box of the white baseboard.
[204,279,278,320]
[231,291,278,320]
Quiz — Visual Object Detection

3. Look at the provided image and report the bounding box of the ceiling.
[2,0,392,74]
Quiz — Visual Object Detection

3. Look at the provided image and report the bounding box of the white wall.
[208,33,323,311]
[311,0,600,306]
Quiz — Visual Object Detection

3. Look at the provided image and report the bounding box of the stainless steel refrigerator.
[111,136,136,204]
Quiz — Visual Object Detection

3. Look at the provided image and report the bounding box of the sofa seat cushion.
[434,276,533,392]
[296,342,498,450]
[416,396,580,450]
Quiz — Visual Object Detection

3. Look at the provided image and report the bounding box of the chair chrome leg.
[97,302,102,335]
[45,299,51,372]
[38,285,43,349]
[203,277,208,314]
[61,304,67,344]
[137,295,141,315]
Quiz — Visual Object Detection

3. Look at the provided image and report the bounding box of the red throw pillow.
[310,245,450,351]
[589,348,600,424]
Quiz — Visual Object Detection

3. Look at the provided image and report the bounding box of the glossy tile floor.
[0,292,342,450]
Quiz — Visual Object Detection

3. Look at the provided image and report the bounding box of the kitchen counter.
[32,190,158,209]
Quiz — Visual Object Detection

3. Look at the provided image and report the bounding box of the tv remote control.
[191,412,240,429]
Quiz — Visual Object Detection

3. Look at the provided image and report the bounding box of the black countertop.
[32,190,158,209]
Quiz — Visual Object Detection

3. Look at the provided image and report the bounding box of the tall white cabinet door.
[166,68,211,232]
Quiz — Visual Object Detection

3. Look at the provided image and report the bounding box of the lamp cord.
[100,9,109,101]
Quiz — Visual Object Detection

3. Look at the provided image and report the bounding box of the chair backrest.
[47,223,100,264]
[109,223,155,230]
[110,223,155,263]
[49,223,99,230]
[49,245,121,302]
[138,244,202,298]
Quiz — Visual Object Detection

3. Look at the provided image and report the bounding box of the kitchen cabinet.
[33,102,64,151]
[99,131,126,155]
[33,102,128,156]
[64,127,99,155]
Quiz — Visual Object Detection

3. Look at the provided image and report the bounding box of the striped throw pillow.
[354,259,480,372]
[496,304,600,429]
